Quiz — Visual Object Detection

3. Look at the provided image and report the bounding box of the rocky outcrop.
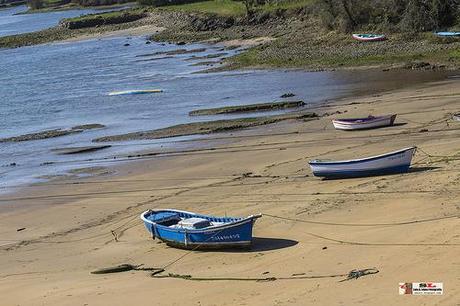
[0,124,105,142]
[59,12,147,30]
[189,101,306,116]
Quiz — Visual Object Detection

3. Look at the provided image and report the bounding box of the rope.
[301,231,460,246]
[161,227,228,271]
[151,268,379,282]
[263,214,460,246]
[263,213,459,227]
[414,147,460,165]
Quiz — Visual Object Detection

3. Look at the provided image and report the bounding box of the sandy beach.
[1,78,460,305]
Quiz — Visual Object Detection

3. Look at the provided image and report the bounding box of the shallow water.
[0,7,454,192]
[0,4,128,37]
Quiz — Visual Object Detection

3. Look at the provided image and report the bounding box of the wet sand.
[1,79,460,305]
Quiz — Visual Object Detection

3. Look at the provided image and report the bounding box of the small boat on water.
[435,32,460,37]
[332,114,397,130]
[108,89,163,96]
[309,147,417,178]
[141,209,261,249]
[352,34,386,42]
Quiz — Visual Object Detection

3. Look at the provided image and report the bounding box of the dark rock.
[190,15,235,31]
[177,41,186,45]
[145,41,151,44]
[189,101,306,116]
[255,12,270,24]
[52,145,112,155]
[17,228,26,232]
[93,112,317,142]
[71,123,105,131]
[280,92,296,98]
[322,246,327,250]
[124,43,130,46]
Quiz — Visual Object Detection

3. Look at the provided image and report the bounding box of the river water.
[0,4,129,37]
[0,5,454,192]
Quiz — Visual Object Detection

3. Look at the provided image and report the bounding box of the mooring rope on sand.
[262,214,460,247]
[90,263,379,283]
[262,213,460,227]
[150,268,379,282]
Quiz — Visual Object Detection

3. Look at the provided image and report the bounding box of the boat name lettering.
[211,234,240,241]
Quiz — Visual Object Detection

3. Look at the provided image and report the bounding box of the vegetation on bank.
[153,0,313,16]
[158,0,246,16]
[149,0,460,69]
[60,9,146,28]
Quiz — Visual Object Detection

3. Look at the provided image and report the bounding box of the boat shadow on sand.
[408,166,441,173]
[249,237,299,252]
[320,166,440,180]
[169,237,299,253]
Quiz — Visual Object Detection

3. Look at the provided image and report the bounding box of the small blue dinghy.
[141,209,261,249]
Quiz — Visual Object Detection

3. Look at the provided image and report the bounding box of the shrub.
[314,0,460,32]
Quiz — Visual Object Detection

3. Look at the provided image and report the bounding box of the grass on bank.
[261,0,313,12]
[229,32,460,69]
[159,0,246,16]
[158,0,313,17]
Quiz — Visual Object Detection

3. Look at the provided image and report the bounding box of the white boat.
[332,114,396,130]
[309,147,417,178]
[108,89,162,96]
[352,34,386,42]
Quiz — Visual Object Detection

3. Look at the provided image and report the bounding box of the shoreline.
[0,68,454,196]
[2,6,460,71]
[1,78,460,304]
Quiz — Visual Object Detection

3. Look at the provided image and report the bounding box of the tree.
[28,0,43,9]
[242,0,265,17]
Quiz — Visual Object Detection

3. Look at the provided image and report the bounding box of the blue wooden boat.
[141,209,261,249]
[309,147,416,178]
[435,32,460,37]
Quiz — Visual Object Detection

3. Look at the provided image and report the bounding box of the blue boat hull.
[309,147,416,179]
[141,210,260,250]
[313,164,411,179]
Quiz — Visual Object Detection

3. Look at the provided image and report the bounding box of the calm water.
[0,6,454,192]
[0,4,129,37]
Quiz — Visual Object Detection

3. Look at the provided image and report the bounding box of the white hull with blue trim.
[309,147,417,178]
[141,209,261,249]
[332,114,396,130]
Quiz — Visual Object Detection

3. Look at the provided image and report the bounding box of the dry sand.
[1,78,460,305]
